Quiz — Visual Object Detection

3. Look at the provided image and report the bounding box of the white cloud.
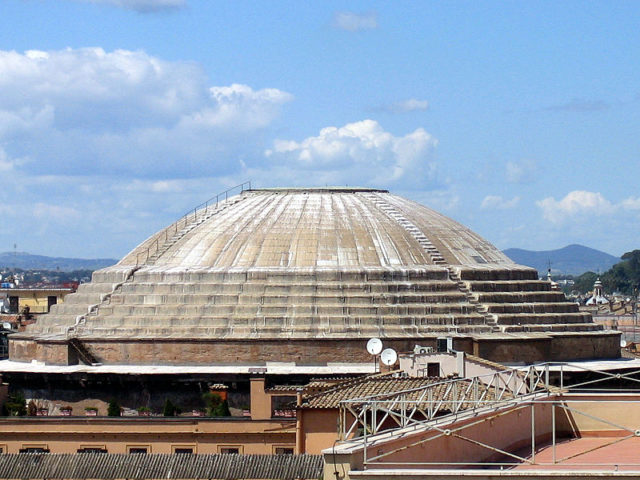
[621,197,640,211]
[264,119,438,188]
[537,190,617,224]
[0,148,17,172]
[480,195,520,210]
[75,0,186,12]
[505,160,537,184]
[332,11,378,31]
[0,48,292,178]
[383,98,429,113]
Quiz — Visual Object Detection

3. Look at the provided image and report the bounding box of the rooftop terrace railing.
[135,181,251,265]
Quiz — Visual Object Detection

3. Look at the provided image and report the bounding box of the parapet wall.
[10,331,620,366]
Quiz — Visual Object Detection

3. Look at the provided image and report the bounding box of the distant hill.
[0,252,117,271]
[503,244,620,276]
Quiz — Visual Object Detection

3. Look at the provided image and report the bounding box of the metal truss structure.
[338,361,640,470]
[339,363,550,439]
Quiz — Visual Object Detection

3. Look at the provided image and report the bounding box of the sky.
[0,1,639,259]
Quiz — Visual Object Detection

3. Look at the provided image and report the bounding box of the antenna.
[367,338,383,373]
[380,348,398,367]
[366,338,383,355]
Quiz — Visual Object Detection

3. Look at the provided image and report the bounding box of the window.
[173,448,194,454]
[128,447,149,454]
[47,296,57,312]
[8,297,18,315]
[19,447,49,453]
[274,447,294,455]
[219,446,241,454]
[77,447,107,453]
[427,362,440,377]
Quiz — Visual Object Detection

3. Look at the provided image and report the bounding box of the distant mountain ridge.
[503,244,620,276]
[0,252,117,271]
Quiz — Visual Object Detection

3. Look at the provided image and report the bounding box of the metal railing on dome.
[135,181,252,265]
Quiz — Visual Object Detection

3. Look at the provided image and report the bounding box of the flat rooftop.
[0,359,376,376]
[511,435,640,471]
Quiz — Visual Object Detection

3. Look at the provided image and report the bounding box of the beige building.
[1,286,74,316]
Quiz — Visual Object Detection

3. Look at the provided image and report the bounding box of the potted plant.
[60,405,73,416]
[137,406,151,416]
[84,407,98,416]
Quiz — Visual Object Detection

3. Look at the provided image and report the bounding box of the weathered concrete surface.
[10,188,616,365]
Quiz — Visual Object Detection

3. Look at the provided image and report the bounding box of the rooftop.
[0,453,323,480]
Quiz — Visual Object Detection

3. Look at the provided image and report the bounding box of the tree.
[4,392,26,416]
[202,392,230,417]
[601,250,640,295]
[163,399,179,416]
[107,399,121,417]
[573,271,598,294]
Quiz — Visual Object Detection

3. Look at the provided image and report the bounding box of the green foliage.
[602,250,640,295]
[572,271,598,294]
[574,250,640,296]
[216,400,231,417]
[4,392,26,416]
[163,399,180,416]
[202,392,230,417]
[107,399,121,417]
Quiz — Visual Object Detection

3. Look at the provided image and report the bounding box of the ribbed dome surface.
[120,188,513,269]
[21,188,603,350]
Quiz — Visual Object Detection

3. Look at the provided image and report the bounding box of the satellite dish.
[367,338,383,356]
[380,348,398,366]
[621,339,628,348]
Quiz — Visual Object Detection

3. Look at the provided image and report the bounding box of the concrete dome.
[119,187,513,269]
[11,187,618,366]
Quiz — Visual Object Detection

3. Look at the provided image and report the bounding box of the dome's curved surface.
[118,188,513,269]
[11,187,618,366]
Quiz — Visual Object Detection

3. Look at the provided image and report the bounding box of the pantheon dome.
[10,187,619,365]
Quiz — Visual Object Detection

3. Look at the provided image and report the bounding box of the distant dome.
[12,187,617,366]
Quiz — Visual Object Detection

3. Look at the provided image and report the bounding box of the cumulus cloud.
[505,160,537,184]
[75,0,186,13]
[480,195,520,210]
[0,48,292,178]
[332,11,378,31]
[536,190,632,224]
[265,119,438,187]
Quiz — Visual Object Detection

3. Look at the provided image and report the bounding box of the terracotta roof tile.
[300,373,510,412]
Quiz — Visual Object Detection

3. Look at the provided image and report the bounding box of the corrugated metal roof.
[0,453,323,479]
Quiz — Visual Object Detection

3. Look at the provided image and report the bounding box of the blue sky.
[1,1,639,260]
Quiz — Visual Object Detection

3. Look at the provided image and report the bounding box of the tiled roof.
[269,376,368,394]
[0,454,323,480]
[465,354,509,372]
[266,385,304,393]
[300,373,510,411]
[301,374,433,409]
